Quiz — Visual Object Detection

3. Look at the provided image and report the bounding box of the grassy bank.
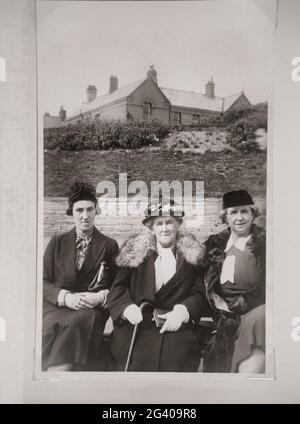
[44,148,266,197]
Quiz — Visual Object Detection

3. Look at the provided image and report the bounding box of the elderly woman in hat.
[204,190,265,373]
[107,200,209,372]
[42,182,119,371]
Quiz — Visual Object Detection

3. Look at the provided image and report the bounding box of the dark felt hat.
[142,199,184,225]
[66,181,97,216]
[222,190,254,210]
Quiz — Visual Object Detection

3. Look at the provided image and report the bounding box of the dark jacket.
[43,227,119,314]
[107,228,210,372]
[108,228,209,323]
[203,224,266,372]
[204,224,266,316]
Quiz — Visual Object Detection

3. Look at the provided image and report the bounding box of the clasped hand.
[65,289,109,310]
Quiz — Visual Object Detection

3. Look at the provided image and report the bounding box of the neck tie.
[76,236,92,270]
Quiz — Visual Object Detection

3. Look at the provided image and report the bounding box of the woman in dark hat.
[42,182,119,371]
[203,190,266,373]
[107,199,210,372]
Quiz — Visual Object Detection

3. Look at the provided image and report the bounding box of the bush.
[44,119,170,151]
[224,102,268,151]
[223,102,267,130]
[238,140,261,154]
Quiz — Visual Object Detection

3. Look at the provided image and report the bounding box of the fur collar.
[116,228,205,268]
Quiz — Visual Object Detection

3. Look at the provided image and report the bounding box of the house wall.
[90,101,127,121]
[226,94,251,112]
[127,79,170,124]
[43,115,65,129]
[170,107,220,125]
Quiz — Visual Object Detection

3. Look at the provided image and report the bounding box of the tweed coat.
[107,228,210,372]
[42,227,119,370]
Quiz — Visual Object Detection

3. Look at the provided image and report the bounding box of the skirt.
[231,304,265,372]
[109,313,202,372]
[42,306,108,371]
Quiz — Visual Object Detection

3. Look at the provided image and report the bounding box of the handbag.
[88,261,106,292]
[153,308,170,328]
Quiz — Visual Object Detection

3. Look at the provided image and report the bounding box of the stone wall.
[44,197,266,248]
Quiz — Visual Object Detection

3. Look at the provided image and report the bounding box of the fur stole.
[116,228,205,268]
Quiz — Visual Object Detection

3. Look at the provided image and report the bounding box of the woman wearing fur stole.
[107,199,209,372]
[203,190,266,373]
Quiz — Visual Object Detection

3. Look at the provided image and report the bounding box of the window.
[143,102,152,118]
[192,114,199,125]
[174,112,181,125]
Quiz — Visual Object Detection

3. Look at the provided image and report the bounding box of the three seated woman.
[43,182,266,373]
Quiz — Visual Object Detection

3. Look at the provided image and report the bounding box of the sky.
[37,0,275,117]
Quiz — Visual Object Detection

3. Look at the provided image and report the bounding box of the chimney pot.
[86,85,97,103]
[109,75,118,94]
[147,65,158,84]
[205,77,215,99]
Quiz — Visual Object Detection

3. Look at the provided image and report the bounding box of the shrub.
[224,102,268,151]
[223,102,267,130]
[238,140,261,154]
[44,119,170,151]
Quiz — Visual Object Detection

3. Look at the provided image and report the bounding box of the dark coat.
[204,224,266,316]
[42,227,119,370]
[203,224,266,372]
[107,229,210,372]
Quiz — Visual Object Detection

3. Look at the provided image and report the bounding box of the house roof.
[223,92,248,111]
[67,76,248,120]
[160,87,224,112]
[68,78,147,119]
[43,115,65,129]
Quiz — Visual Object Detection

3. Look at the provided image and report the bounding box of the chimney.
[59,105,66,121]
[109,75,118,94]
[86,85,97,103]
[205,77,215,99]
[147,65,158,84]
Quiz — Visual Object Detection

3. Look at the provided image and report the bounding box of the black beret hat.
[223,190,254,210]
[142,198,184,225]
[66,181,97,216]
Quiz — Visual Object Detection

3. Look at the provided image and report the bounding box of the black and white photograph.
[3,0,300,406]
[37,0,273,375]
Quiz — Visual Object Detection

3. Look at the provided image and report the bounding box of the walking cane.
[124,301,153,372]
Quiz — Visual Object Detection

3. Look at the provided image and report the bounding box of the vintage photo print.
[36,0,275,377]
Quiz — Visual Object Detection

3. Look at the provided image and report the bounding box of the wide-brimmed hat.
[142,199,184,225]
[223,190,254,210]
[66,181,97,216]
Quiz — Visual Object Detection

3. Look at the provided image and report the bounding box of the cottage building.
[46,67,251,127]
[43,106,66,129]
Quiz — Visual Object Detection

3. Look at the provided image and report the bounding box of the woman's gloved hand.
[123,304,143,325]
[158,304,189,334]
[64,292,94,310]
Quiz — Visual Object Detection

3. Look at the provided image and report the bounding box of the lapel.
[209,229,231,270]
[61,228,77,281]
[77,227,107,279]
[137,251,157,301]
[204,228,231,294]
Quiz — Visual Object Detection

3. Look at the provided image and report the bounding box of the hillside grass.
[44,148,266,198]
